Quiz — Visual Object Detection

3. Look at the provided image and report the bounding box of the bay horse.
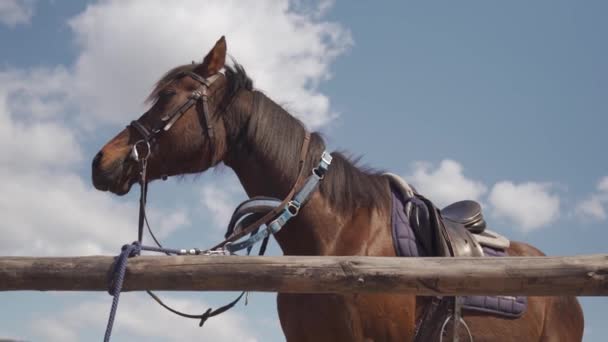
[91,37,584,341]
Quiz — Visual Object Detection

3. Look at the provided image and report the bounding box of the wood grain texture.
[1,254,607,296]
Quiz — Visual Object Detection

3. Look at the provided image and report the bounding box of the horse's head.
[92,37,229,195]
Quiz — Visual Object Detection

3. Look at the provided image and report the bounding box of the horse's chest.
[277,293,415,342]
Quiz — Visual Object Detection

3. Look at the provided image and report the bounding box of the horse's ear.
[195,36,227,77]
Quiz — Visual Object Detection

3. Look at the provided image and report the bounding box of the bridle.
[121,71,237,328]
[129,71,221,162]
[127,68,319,250]
[128,71,223,243]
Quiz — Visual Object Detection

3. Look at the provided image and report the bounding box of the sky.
[0,0,606,341]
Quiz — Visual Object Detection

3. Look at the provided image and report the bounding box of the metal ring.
[287,201,300,216]
[131,140,151,162]
[439,315,473,342]
[312,167,324,179]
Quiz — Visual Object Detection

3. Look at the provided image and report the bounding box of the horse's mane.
[148,60,388,214]
[146,60,253,108]
[244,90,387,214]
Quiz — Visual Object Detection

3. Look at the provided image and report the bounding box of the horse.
[91,36,584,341]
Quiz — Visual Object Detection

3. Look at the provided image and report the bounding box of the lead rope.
[104,142,266,341]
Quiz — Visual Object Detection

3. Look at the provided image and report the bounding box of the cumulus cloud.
[598,176,608,192]
[576,196,607,221]
[0,68,80,171]
[0,67,189,256]
[0,66,73,120]
[200,173,246,231]
[406,159,487,207]
[403,159,562,232]
[0,168,190,256]
[0,0,349,256]
[32,294,258,342]
[67,0,351,129]
[575,176,608,221]
[488,181,560,232]
[0,0,34,28]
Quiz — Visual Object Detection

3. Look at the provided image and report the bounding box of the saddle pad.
[390,187,527,318]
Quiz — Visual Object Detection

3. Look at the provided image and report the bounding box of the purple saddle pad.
[391,187,527,318]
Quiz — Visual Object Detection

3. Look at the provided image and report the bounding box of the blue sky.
[0,1,606,341]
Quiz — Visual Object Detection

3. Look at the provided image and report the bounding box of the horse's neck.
[223,91,393,256]
[228,157,334,255]
[228,145,393,256]
[223,93,343,255]
[223,91,311,196]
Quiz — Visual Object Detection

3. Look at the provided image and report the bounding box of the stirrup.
[439,314,473,342]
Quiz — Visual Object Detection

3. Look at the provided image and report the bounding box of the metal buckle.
[287,200,301,216]
[312,167,325,179]
[190,90,202,99]
[321,151,333,166]
[203,247,231,256]
[312,152,333,179]
[131,140,151,162]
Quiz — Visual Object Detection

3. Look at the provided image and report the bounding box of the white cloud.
[403,159,563,232]
[0,0,34,28]
[576,196,607,221]
[406,159,487,207]
[0,68,80,171]
[66,0,351,129]
[488,181,560,232]
[575,176,608,221]
[0,66,73,120]
[32,294,258,342]
[200,173,246,231]
[0,168,190,256]
[0,67,189,256]
[598,176,608,192]
[0,0,349,257]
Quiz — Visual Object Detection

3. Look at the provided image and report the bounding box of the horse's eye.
[160,90,176,98]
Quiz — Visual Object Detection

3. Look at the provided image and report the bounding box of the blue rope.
[105,242,142,342]
[104,242,219,341]
[104,152,333,340]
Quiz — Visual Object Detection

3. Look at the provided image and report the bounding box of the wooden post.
[0,254,607,296]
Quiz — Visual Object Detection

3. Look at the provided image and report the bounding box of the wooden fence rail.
[1,254,607,296]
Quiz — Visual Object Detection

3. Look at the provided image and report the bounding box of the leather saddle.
[442,200,486,234]
[385,173,489,258]
[416,195,484,258]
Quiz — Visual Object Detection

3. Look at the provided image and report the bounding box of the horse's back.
[461,241,584,342]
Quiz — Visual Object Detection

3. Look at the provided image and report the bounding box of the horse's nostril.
[92,151,103,169]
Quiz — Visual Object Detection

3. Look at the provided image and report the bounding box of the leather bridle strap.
[130,72,222,244]
[130,120,153,141]
[129,71,222,153]
[188,72,215,138]
[210,131,311,250]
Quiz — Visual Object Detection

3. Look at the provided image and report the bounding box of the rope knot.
[108,242,141,296]
[121,241,142,257]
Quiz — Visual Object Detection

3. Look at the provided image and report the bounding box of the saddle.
[385,173,525,341]
[432,197,485,258]
[385,173,506,258]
